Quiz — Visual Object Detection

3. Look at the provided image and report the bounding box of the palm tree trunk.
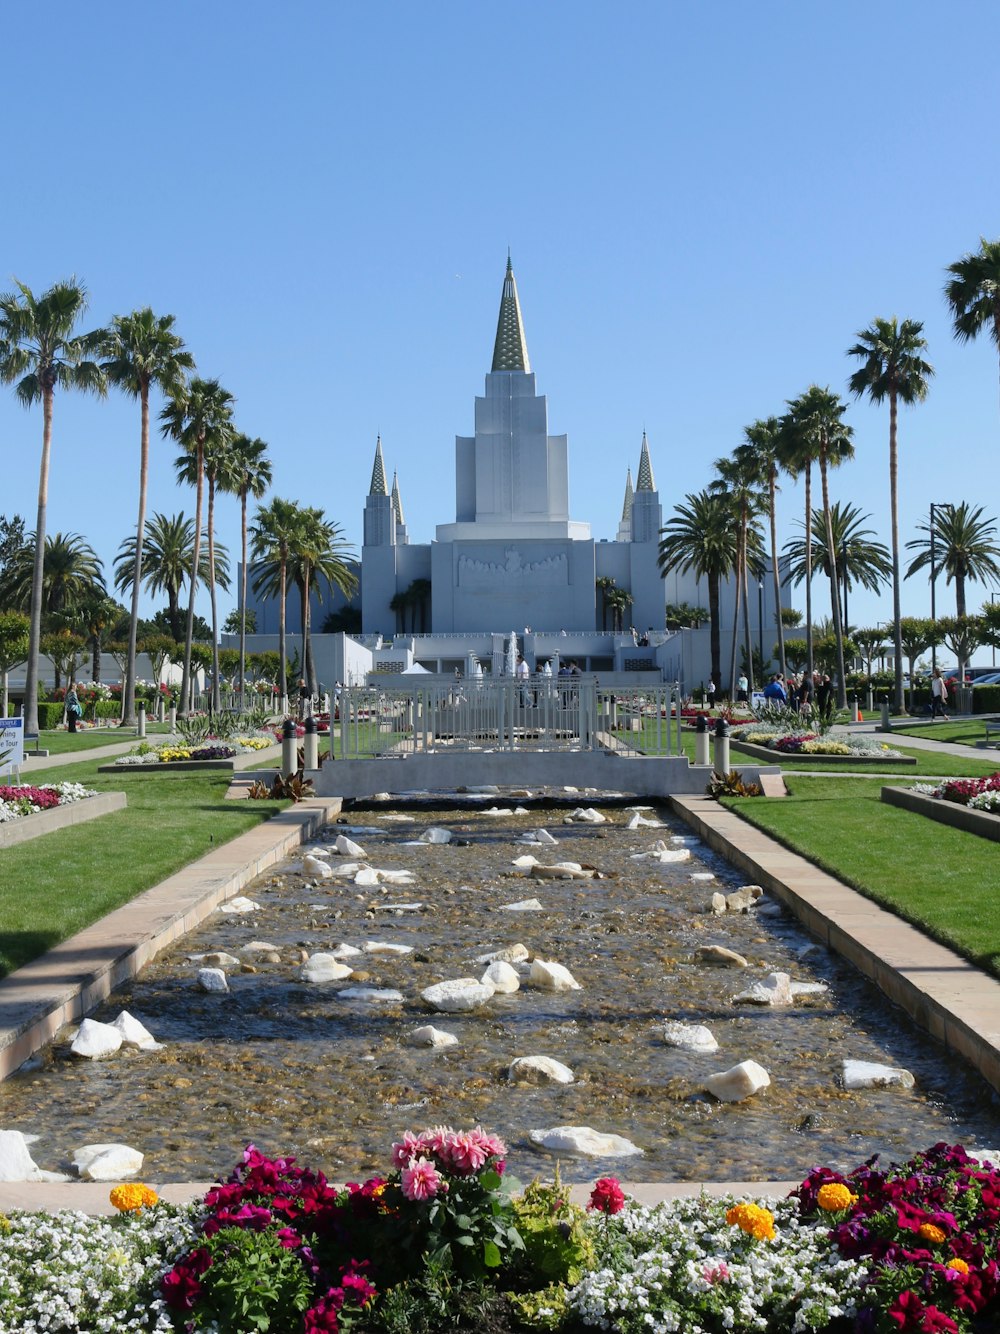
[239,489,248,700]
[168,587,182,643]
[727,531,743,698]
[92,635,100,683]
[207,474,221,713]
[820,451,848,707]
[180,441,204,715]
[123,382,150,727]
[770,470,786,683]
[708,573,722,688]
[804,465,814,683]
[888,391,904,712]
[278,554,287,712]
[22,387,53,737]
[740,511,754,691]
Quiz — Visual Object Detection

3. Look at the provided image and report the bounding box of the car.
[972,671,1000,686]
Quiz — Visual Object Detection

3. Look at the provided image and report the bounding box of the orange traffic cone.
[855,701,863,723]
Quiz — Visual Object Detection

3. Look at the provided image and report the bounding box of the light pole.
[757,579,764,674]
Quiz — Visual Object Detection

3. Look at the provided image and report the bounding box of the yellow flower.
[817,1182,858,1212]
[109,1183,159,1212]
[725,1202,776,1240]
[0,1213,10,1234]
[947,1257,970,1276]
[918,1222,947,1244]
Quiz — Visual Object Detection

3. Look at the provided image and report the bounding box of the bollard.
[880,699,891,733]
[865,686,874,714]
[695,712,711,766]
[303,715,319,771]
[281,718,298,778]
[712,715,730,774]
[168,705,177,734]
[137,704,146,738]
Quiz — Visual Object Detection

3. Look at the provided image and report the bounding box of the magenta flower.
[588,1177,626,1214]
[400,1155,446,1201]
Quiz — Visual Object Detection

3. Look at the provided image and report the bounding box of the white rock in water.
[564,807,606,824]
[631,847,691,863]
[483,806,514,816]
[112,1011,161,1050]
[219,896,260,914]
[670,835,700,845]
[481,960,520,993]
[380,812,415,822]
[476,943,530,965]
[373,901,424,912]
[197,967,230,993]
[661,1021,719,1053]
[627,813,664,829]
[302,954,354,983]
[364,941,414,955]
[529,1125,642,1157]
[509,1055,575,1084]
[354,866,380,886]
[419,827,452,844]
[0,1130,46,1181]
[696,945,749,968]
[520,828,558,845]
[376,869,416,885]
[335,834,367,858]
[72,1018,124,1059]
[705,1060,771,1102]
[529,959,582,991]
[511,854,540,869]
[790,981,829,997]
[499,899,544,912]
[530,862,594,880]
[244,941,282,954]
[338,987,404,1003]
[726,886,763,912]
[422,977,496,1012]
[710,893,728,915]
[409,1024,459,1048]
[202,952,241,968]
[734,972,793,1006]
[690,872,715,882]
[303,855,333,878]
[330,942,364,959]
[843,1059,915,1090]
[73,1143,144,1181]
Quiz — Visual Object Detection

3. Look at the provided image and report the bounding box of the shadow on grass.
[0,930,62,980]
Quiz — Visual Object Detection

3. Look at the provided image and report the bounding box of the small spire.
[391,470,405,526]
[491,254,531,372]
[620,467,634,522]
[369,435,388,496]
[636,431,656,491]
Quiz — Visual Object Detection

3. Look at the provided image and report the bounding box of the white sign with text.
[0,717,24,775]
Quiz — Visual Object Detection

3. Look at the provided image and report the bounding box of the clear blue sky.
[3,2,999,660]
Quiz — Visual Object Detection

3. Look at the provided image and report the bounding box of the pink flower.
[588,1177,626,1214]
[442,1131,490,1175]
[390,1131,424,1168]
[419,1124,456,1157]
[400,1155,446,1201]
[702,1261,730,1284]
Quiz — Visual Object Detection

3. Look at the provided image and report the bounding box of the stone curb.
[96,742,285,775]
[730,739,916,766]
[668,795,1000,1095]
[881,784,1000,843]
[0,797,341,1082]
[0,791,127,850]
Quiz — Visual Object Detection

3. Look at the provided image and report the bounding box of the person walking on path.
[65,682,81,733]
[736,673,748,704]
[930,667,950,720]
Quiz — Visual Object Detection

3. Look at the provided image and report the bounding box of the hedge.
[36,702,64,730]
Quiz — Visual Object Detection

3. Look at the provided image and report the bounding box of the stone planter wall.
[0,792,127,850]
[881,785,1000,843]
[731,739,915,766]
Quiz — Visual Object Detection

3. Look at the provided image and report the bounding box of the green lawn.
[891,719,1000,751]
[27,724,173,755]
[0,757,288,978]
[721,775,1000,979]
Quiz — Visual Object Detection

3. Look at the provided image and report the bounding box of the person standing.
[297,678,310,721]
[736,673,748,704]
[930,668,949,720]
[65,681,81,733]
[706,678,716,709]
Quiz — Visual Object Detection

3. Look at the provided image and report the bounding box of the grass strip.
[28,725,173,755]
[0,758,288,978]
[720,775,1000,979]
[891,719,1000,751]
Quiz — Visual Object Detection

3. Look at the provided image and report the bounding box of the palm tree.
[406,578,433,634]
[847,317,933,711]
[784,501,893,625]
[596,576,617,632]
[605,585,633,633]
[161,377,235,712]
[251,497,303,707]
[101,309,193,725]
[114,512,216,642]
[711,445,767,694]
[905,502,1000,622]
[221,434,271,698]
[944,238,1000,411]
[0,531,105,618]
[776,409,816,683]
[0,279,105,733]
[75,592,126,684]
[286,509,357,695]
[743,416,787,684]
[658,490,739,692]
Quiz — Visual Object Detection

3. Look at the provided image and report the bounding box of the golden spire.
[491,254,531,372]
[636,431,656,491]
[391,470,405,525]
[620,467,634,521]
[369,435,388,496]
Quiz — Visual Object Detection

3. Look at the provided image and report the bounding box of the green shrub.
[37,702,64,730]
[973,684,1000,713]
[94,700,121,720]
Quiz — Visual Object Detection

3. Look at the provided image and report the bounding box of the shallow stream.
[5,794,999,1184]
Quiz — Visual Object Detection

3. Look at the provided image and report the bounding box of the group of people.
[704,671,836,717]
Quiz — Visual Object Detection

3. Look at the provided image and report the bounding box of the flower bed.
[0,781,97,824]
[3,1135,999,1332]
[921,773,1000,812]
[113,735,276,767]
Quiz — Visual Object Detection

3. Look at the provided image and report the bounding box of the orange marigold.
[918,1222,947,1244]
[725,1202,776,1240]
[947,1257,970,1276]
[109,1183,159,1212]
[816,1182,858,1212]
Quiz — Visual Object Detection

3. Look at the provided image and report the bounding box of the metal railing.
[332,680,684,759]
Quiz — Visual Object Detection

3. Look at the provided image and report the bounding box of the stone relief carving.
[457,546,568,587]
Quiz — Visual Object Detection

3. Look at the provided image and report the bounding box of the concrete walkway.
[17,736,165,773]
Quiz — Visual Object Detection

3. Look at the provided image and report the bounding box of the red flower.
[588,1176,626,1214]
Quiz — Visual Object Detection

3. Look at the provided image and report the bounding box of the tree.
[781,638,809,673]
[0,515,25,587]
[251,497,302,706]
[664,602,708,630]
[101,308,193,725]
[321,606,362,634]
[161,377,235,712]
[0,531,105,618]
[0,610,29,717]
[905,502,1000,620]
[114,512,216,642]
[711,446,767,693]
[780,607,802,628]
[222,434,271,697]
[784,501,892,625]
[223,608,257,635]
[286,509,357,695]
[938,615,983,682]
[595,576,617,632]
[980,600,1000,653]
[848,317,933,712]
[899,617,935,709]
[782,387,855,707]
[40,629,86,691]
[405,578,432,634]
[743,416,788,684]
[75,592,126,684]
[853,627,889,678]
[0,280,105,733]
[605,585,633,633]
[658,490,739,693]
[944,237,1000,410]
